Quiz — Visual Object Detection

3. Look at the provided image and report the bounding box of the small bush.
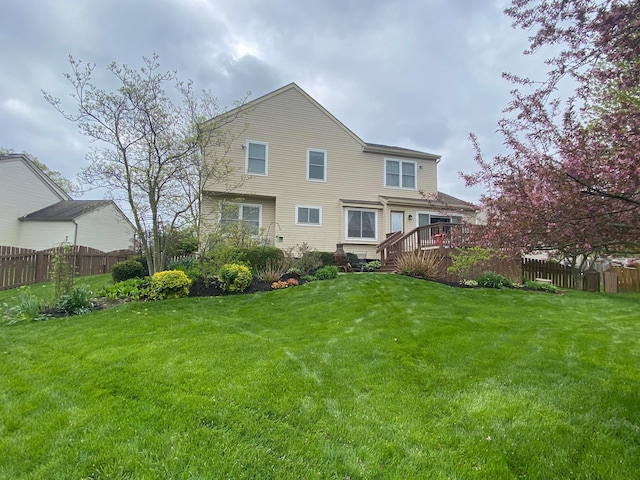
[395,250,444,279]
[167,258,202,282]
[318,251,335,266]
[302,274,316,283]
[314,265,338,280]
[476,271,514,289]
[235,246,284,274]
[1,287,44,324]
[362,260,381,272]
[99,278,151,301]
[112,259,146,283]
[149,270,192,300]
[56,285,94,315]
[524,280,559,293]
[218,264,253,293]
[258,259,290,282]
[286,243,323,275]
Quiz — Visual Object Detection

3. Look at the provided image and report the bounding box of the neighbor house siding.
[75,204,134,251]
[203,86,440,254]
[0,158,68,247]
[18,222,75,250]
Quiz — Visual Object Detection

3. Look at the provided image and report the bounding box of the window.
[220,203,262,232]
[246,141,268,175]
[296,205,322,226]
[417,213,462,226]
[346,209,377,240]
[307,149,326,181]
[385,159,416,189]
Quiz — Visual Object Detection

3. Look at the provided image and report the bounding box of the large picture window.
[385,159,416,189]
[246,141,268,175]
[220,203,262,232]
[346,209,377,240]
[296,205,322,226]
[307,149,326,181]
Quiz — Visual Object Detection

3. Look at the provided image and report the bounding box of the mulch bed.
[189,272,306,297]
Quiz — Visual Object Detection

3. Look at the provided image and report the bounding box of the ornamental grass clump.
[395,250,444,279]
[476,271,513,289]
[149,270,192,300]
[218,264,252,293]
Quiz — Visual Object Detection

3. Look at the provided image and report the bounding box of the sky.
[0,0,540,204]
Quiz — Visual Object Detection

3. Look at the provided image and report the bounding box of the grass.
[1,274,639,479]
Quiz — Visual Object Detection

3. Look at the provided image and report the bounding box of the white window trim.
[220,202,263,229]
[345,208,378,242]
[295,205,322,226]
[245,140,268,176]
[384,158,417,190]
[306,148,327,182]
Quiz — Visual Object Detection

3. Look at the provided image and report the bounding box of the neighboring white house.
[0,154,134,251]
[201,83,479,257]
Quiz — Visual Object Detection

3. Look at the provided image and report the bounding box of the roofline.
[379,195,477,212]
[207,82,366,147]
[362,144,441,161]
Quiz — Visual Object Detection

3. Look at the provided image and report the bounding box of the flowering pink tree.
[464,0,640,270]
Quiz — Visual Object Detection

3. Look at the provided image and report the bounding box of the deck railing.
[376,223,478,266]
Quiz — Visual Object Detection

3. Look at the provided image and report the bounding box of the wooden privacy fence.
[0,245,135,291]
[522,258,577,289]
[603,267,640,293]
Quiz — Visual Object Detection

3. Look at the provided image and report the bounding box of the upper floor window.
[246,141,268,175]
[385,159,416,189]
[296,205,322,226]
[307,149,326,181]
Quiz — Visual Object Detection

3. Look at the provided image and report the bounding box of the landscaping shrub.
[99,278,151,301]
[258,259,289,282]
[167,257,202,282]
[524,280,560,293]
[318,251,335,266]
[362,260,381,272]
[314,265,338,280]
[56,285,94,315]
[1,286,44,324]
[476,271,514,289]
[235,246,284,273]
[218,263,253,293]
[112,259,146,283]
[447,246,502,281]
[149,270,192,300]
[395,250,444,279]
[287,243,323,274]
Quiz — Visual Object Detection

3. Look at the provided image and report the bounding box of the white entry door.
[390,211,404,233]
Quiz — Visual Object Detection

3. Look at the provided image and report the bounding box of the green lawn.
[1,274,639,479]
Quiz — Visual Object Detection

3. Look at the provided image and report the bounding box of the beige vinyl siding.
[0,159,67,247]
[203,85,440,254]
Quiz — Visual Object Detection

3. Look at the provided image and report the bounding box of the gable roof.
[211,83,440,161]
[20,200,116,221]
[0,153,72,202]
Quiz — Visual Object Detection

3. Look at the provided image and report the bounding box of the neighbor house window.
[385,159,416,189]
[307,149,326,181]
[220,203,262,232]
[296,205,322,226]
[346,209,377,240]
[246,141,268,175]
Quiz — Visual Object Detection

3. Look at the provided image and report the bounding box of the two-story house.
[201,83,478,259]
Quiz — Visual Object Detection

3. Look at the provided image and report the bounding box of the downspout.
[72,220,79,246]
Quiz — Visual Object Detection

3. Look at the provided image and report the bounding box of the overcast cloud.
[0,0,538,203]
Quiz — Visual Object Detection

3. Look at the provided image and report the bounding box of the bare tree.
[44,54,247,274]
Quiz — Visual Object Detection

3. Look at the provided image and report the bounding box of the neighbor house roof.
[20,200,115,221]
